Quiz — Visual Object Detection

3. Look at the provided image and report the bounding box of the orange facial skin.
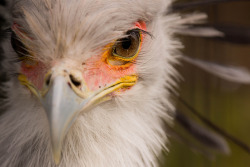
[82,21,147,91]
[82,54,137,91]
[17,21,147,93]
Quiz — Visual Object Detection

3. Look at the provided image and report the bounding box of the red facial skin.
[21,61,48,90]
[17,21,147,92]
[82,54,137,91]
[82,21,146,91]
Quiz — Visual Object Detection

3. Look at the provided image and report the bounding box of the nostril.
[69,74,81,87]
[46,74,51,86]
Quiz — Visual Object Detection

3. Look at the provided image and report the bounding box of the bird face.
[9,0,176,166]
[12,20,148,163]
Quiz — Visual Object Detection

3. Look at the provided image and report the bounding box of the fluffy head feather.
[0,0,187,166]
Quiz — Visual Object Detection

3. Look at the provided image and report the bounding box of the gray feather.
[182,56,250,84]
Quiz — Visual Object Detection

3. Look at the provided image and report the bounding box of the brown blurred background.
[162,0,250,166]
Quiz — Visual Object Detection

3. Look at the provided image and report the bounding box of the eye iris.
[112,30,140,59]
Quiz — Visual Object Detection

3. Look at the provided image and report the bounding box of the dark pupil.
[121,37,132,50]
[113,30,140,58]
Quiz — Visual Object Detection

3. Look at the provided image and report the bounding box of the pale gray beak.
[42,75,91,164]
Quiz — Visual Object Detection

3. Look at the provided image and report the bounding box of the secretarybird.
[1,0,250,167]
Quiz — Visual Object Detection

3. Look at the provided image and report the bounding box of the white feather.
[0,0,201,166]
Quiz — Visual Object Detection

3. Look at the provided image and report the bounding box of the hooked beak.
[42,75,90,164]
[32,69,137,165]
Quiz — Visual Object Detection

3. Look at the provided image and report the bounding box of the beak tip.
[51,135,63,165]
[53,149,62,165]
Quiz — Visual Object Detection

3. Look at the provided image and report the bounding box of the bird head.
[14,20,148,163]
[9,0,178,165]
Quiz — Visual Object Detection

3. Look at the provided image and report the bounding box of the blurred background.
[162,0,250,166]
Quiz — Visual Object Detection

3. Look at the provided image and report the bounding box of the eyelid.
[130,28,152,37]
[126,28,152,39]
[106,21,148,65]
[102,21,147,69]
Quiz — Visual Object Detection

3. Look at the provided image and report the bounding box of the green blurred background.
[162,0,250,166]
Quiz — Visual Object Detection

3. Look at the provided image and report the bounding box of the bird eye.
[11,30,37,67]
[11,31,29,59]
[111,29,141,62]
